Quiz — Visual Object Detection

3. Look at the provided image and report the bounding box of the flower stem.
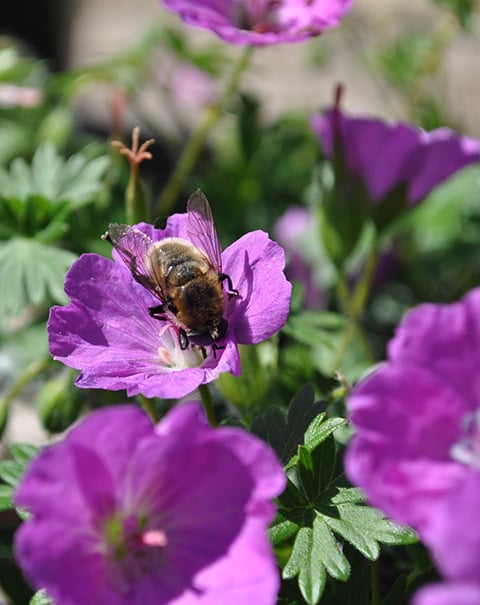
[333,241,381,369]
[371,559,380,605]
[0,356,51,432]
[155,45,254,216]
[351,247,379,318]
[137,395,160,423]
[336,273,376,365]
[198,384,217,427]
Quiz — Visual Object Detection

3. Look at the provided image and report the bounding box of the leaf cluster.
[254,386,417,604]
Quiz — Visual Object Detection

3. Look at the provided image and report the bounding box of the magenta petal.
[388,288,480,409]
[413,583,480,605]
[161,0,353,46]
[345,363,466,540]
[48,252,241,399]
[15,403,285,605]
[428,471,480,582]
[408,129,480,203]
[311,109,480,206]
[222,230,292,344]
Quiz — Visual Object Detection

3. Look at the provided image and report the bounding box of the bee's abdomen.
[175,275,224,329]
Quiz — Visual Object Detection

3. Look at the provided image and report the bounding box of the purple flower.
[156,56,217,110]
[161,0,353,46]
[414,583,480,605]
[345,287,480,545]
[311,108,480,207]
[14,402,286,605]
[273,205,327,309]
[412,471,480,605]
[48,212,291,399]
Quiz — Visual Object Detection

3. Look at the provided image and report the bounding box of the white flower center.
[156,324,204,370]
[450,409,480,468]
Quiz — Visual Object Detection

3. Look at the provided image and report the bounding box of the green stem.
[198,384,217,427]
[371,559,380,605]
[126,163,148,224]
[137,395,159,423]
[155,45,254,216]
[336,273,376,365]
[0,355,51,422]
[351,247,380,317]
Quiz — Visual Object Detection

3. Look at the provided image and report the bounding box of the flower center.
[235,0,281,31]
[156,324,204,370]
[450,409,480,468]
[103,513,168,593]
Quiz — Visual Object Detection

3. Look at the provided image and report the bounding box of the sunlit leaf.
[0,237,76,317]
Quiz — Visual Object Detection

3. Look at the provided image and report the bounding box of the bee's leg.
[199,346,208,360]
[179,328,189,350]
[211,343,226,359]
[148,304,167,321]
[219,273,239,299]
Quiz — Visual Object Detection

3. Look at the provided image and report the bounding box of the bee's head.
[188,318,228,347]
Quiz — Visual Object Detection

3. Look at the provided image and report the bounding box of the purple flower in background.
[157,56,216,110]
[48,205,291,399]
[311,106,480,207]
[161,0,353,46]
[274,205,327,309]
[15,402,286,605]
[345,287,480,545]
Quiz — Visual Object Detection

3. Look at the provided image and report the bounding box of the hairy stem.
[198,383,217,427]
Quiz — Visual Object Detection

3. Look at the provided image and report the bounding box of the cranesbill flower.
[15,402,286,605]
[311,108,480,207]
[161,0,353,46]
[48,213,291,399]
[345,287,480,545]
[412,471,480,605]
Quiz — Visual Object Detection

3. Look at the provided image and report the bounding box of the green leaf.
[297,435,337,501]
[283,527,327,605]
[251,384,326,465]
[30,589,54,605]
[0,143,110,239]
[0,237,77,317]
[0,484,13,511]
[323,501,418,560]
[269,518,299,546]
[312,515,350,581]
[10,443,40,466]
[0,443,39,489]
[0,459,25,487]
[283,311,346,349]
[274,433,417,605]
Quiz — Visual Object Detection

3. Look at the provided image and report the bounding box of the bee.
[102,190,238,352]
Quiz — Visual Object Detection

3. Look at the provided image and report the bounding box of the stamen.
[450,409,480,468]
[140,529,168,548]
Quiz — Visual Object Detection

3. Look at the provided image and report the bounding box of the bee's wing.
[104,224,159,293]
[186,190,223,272]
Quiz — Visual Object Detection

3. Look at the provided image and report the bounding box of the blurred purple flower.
[48,214,291,399]
[274,206,327,309]
[345,287,480,545]
[157,56,217,110]
[311,108,480,206]
[414,583,480,605]
[15,402,286,605]
[413,471,480,605]
[161,0,353,46]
